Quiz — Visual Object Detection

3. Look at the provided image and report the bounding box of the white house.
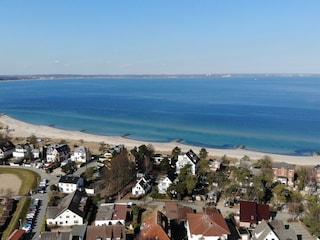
[252,220,279,240]
[176,149,200,175]
[95,203,128,226]
[0,140,15,159]
[12,144,32,159]
[158,174,175,194]
[46,144,71,163]
[132,176,152,196]
[252,219,298,240]
[46,190,87,227]
[71,146,91,163]
[208,158,222,172]
[32,148,40,159]
[58,176,84,194]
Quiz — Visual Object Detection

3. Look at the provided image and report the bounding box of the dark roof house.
[240,201,269,226]
[0,140,15,159]
[46,190,87,227]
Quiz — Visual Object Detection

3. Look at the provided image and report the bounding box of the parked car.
[22,222,32,233]
[38,186,46,194]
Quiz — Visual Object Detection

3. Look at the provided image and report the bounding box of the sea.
[1,76,320,156]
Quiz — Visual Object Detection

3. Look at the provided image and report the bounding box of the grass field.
[0,167,40,195]
[0,167,40,238]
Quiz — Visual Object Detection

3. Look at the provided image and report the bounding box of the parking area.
[22,198,41,235]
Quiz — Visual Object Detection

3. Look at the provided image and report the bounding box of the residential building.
[165,201,193,223]
[71,146,91,163]
[158,173,175,194]
[186,208,230,240]
[153,153,170,165]
[0,140,15,159]
[239,201,270,227]
[46,190,87,227]
[86,225,126,240]
[132,176,152,196]
[208,158,222,172]
[139,211,170,240]
[176,149,200,175]
[313,164,320,190]
[252,219,298,240]
[39,224,87,240]
[58,176,84,194]
[7,229,25,240]
[32,148,40,159]
[95,203,129,226]
[40,231,71,240]
[272,162,295,185]
[12,143,32,159]
[252,220,279,240]
[46,144,71,163]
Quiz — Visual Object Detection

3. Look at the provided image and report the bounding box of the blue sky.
[1,1,319,74]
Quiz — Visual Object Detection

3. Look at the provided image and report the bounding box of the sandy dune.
[1,114,319,166]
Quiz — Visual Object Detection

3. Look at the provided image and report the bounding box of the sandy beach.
[1,114,319,166]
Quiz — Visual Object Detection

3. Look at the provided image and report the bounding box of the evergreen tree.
[304,195,320,236]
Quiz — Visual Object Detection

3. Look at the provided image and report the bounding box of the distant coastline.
[1,73,320,81]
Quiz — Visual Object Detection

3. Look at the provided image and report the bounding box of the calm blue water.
[1,77,320,155]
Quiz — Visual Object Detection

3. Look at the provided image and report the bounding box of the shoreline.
[1,114,319,166]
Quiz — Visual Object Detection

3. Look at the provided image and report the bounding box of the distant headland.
[1,73,319,81]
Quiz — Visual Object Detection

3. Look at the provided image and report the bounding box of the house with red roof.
[139,211,170,240]
[165,200,193,223]
[186,208,230,240]
[7,229,25,240]
[239,200,270,228]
